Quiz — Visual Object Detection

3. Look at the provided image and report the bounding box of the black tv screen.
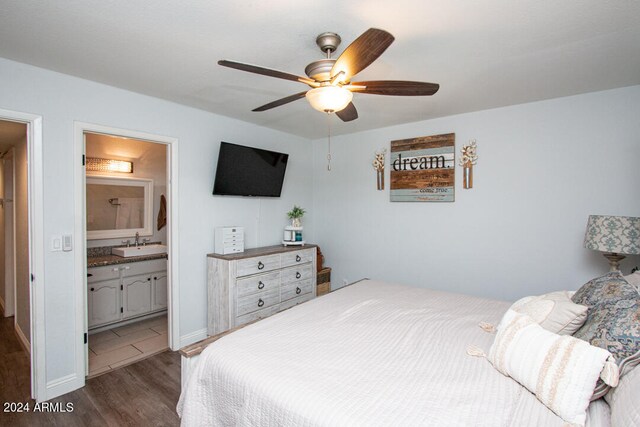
[213,142,289,197]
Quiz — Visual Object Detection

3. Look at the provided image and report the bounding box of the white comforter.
[178,280,610,426]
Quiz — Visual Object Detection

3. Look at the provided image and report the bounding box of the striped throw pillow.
[488,309,618,426]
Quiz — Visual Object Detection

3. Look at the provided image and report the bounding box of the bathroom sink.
[112,244,168,258]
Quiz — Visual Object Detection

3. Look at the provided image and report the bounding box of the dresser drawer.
[280,291,314,311]
[87,265,121,283]
[236,271,280,297]
[281,279,313,302]
[236,254,281,277]
[281,249,314,268]
[237,289,279,317]
[281,264,313,284]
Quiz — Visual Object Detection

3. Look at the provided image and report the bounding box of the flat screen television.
[212,142,289,197]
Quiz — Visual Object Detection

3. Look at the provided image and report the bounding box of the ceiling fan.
[218,28,439,122]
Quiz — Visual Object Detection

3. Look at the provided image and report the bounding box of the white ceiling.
[0,1,639,139]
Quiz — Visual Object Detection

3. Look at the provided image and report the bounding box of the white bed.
[178,280,611,426]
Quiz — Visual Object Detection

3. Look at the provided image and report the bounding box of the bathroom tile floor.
[88,314,168,378]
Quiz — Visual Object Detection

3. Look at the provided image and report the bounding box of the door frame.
[0,108,44,401]
[73,122,180,384]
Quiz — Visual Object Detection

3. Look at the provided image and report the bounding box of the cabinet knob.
[153,277,157,280]
[90,287,94,292]
[295,255,301,262]
[87,273,93,278]
[258,281,265,290]
[257,261,264,270]
[296,272,301,279]
[258,298,264,307]
[296,287,301,295]
[147,277,151,281]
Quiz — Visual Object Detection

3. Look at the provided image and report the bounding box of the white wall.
[0,57,314,386]
[312,86,640,301]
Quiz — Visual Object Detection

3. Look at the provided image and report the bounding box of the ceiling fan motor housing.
[304,59,336,82]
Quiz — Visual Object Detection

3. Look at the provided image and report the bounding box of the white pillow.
[510,291,588,335]
[623,271,640,290]
[488,309,618,426]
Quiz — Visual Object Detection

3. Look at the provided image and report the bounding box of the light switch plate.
[62,234,72,252]
[51,235,62,251]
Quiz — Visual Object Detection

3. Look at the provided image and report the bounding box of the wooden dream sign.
[390,133,455,202]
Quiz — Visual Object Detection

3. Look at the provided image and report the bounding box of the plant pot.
[291,218,302,228]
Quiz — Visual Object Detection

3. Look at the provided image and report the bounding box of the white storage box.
[215,226,244,255]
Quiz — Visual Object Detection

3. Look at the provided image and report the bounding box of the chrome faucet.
[135,232,140,247]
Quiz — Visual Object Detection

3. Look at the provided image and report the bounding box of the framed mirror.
[86,175,153,240]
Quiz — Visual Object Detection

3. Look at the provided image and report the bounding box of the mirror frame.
[86,175,154,240]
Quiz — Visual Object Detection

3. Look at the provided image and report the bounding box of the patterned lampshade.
[584,215,640,254]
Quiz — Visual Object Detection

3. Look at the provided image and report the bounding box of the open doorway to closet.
[82,131,173,378]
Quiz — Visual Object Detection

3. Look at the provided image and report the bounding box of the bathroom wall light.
[86,157,133,173]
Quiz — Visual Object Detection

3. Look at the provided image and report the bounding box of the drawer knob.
[257,261,264,270]
[295,272,301,279]
[87,273,93,277]
[90,287,95,291]
[295,255,301,262]
[296,287,301,295]
[258,281,265,290]
[258,298,264,307]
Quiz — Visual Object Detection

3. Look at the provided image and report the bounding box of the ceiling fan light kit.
[306,86,353,113]
[217,28,439,122]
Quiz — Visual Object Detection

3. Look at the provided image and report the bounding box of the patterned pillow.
[488,309,618,425]
[571,272,640,397]
[510,291,588,335]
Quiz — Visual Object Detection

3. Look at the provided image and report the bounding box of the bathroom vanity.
[87,256,167,329]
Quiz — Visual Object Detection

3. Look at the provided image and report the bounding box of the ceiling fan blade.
[336,102,358,122]
[330,28,395,82]
[349,80,440,96]
[218,60,316,86]
[252,91,307,112]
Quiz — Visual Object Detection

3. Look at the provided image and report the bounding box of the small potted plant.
[287,205,306,228]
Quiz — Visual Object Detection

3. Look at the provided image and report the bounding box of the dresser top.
[207,244,317,260]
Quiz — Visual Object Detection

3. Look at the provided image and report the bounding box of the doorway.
[74,122,179,386]
[84,132,170,377]
[0,109,44,401]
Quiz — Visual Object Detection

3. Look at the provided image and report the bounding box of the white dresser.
[207,245,317,335]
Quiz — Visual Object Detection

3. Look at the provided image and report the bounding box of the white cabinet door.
[122,274,152,319]
[152,271,168,311]
[88,279,121,328]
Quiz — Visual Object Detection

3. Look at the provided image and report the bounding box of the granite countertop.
[87,252,167,268]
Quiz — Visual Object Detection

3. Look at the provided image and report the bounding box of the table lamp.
[584,215,640,271]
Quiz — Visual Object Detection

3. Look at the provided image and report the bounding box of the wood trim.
[207,244,318,261]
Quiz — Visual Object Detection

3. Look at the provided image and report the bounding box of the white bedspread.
[178,280,610,426]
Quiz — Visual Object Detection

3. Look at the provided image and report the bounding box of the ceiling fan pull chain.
[326,112,332,171]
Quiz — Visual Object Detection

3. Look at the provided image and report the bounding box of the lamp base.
[603,252,625,272]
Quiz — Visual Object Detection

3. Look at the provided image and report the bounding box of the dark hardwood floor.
[1,311,181,426]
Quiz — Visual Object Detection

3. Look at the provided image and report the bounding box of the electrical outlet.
[342,279,349,286]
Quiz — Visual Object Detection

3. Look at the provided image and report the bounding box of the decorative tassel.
[466,345,487,358]
[600,356,619,387]
[478,322,496,333]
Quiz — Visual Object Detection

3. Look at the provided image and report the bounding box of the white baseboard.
[45,373,83,401]
[15,323,30,355]
[179,328,207,348]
